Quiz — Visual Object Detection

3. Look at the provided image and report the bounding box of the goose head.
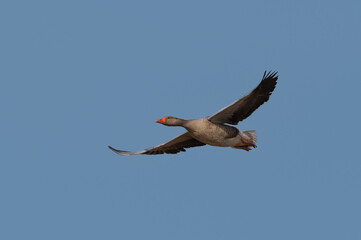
[156,116,185,126]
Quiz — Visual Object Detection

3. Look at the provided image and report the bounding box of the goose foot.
[233,146,252,151]
[232,145,257,151]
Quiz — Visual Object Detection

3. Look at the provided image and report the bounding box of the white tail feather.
[242,130,257,144]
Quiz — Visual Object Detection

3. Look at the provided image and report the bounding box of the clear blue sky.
[1,1,360,239]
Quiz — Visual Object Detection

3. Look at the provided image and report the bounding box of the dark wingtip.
[108,145,122,153]
[108,145,137,156]
[262,70,279,82]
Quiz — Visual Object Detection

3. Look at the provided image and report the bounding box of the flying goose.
[108,71,278,155]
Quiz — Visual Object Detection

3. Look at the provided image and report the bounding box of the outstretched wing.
[208,71,278,125]
[108,132,205,156]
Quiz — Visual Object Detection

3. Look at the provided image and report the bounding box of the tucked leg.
[232,146,252,151]
[241,137,257,148]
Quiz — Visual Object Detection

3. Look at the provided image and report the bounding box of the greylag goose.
[109,71,278,155]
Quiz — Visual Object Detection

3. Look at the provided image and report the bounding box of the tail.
[241,130,257,145]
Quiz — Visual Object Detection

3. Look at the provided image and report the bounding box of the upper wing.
[208,71,278,125]
[108,132,205,156]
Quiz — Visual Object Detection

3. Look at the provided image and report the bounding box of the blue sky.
[1,0,361,239]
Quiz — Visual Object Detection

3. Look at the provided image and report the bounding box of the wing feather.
[108,132,205,156]
[208,71,278,125]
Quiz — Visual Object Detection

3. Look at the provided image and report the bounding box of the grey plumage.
[108,132,205,155]
[208,71,278,125]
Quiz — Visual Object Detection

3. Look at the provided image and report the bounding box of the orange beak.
[156,117,166,124]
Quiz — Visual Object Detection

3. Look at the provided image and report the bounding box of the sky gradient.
[1,1,361,239]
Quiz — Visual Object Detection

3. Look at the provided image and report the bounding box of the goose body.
[183,118,244,147]
[108,71,278,156]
